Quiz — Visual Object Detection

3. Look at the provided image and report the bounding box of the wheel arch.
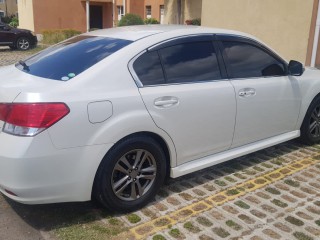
[106,131,172,177]
[91,131,174,195]
[298,91,320,129]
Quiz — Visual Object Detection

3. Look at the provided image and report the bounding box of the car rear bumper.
[0,131,113,204]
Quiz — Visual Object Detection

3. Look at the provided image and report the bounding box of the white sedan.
[0,25,318,212]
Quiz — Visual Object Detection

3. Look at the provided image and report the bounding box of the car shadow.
[3,140,304,234]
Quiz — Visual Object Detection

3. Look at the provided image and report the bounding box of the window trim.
[129,34,227,87]
[216,34,289,79]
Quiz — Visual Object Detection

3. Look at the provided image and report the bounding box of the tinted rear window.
[16,36,132,81]
[133,51,165,86]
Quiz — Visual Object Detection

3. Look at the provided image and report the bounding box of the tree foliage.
[118,14,144,27]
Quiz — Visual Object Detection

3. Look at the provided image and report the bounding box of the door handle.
[154,97,179,108]
[239,88,256,97]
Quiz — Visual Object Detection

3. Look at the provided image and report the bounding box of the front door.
[132,37,236,165]
[0,24,14,45]
[90,5,103,29]
[220,39,301,148]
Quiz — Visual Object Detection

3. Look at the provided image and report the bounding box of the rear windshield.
[16,36,132,81]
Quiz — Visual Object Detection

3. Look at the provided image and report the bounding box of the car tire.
[92,136,167,212]
[300,96,320,145]
[16,37,31,50]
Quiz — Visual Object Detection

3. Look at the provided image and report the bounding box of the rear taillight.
[0,103,69,136]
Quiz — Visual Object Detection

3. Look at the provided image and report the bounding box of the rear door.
[218,36,301,148]
[130,36,236,165]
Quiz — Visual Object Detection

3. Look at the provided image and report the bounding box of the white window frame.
[117,6,124,21]
[146,5,151,19]
[160,5,164,24]
[0,10,5,18]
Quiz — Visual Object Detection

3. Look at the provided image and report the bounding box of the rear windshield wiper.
[19,60,30,72]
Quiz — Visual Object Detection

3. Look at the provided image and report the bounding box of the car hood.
[0,65,63,103]
[12,27,32,34]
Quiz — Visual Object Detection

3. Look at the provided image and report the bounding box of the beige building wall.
[0,0,18,17]
[164,0,201,24]
[201,0,314,63]
[17,0,35,31]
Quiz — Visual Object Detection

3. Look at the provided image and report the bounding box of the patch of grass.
[249,158,261,164]
[222,167,235,174]
[196,216,213,227]
[169,228,184,239]
[234,200,250,209]
[234,173,247,179]
[42,29,81,44]
[127,214,141,224]
[214,180,227,187]
[212,227,230,238]
[27,45,48,54]
[271,158,285,165]
[293,231,314,240]
[284,179,300,187]
[315,220,320,226]
[271,199,288,208]
[285,216,304,226]
[226,189,240,196]
[54,220,126,240]
[183,222,200,233]
[265,187,281,195]
[229,163,244,170]
[153,235,166,240]
[225,220,242,231]
[154,218,171,227]
[253,166,264,172]
[108,218,121,225]
[243,169,257,175]
[224,176,237,183]
[261,163,273,168]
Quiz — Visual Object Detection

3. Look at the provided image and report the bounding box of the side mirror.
[288,60,304,76]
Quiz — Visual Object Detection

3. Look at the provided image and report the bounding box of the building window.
[117,6,124,21]
[146,6,151,19]
[160,5,164,24]
[0,0,4,3]
[0,11,5,18]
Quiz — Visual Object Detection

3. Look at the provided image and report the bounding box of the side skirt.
[170,130,300,178]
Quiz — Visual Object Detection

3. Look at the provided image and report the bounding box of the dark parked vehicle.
[0,23,37,50]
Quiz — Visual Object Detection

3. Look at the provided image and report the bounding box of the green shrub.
[191,18,201,26]
[144,18,159,24]
[9,17,19,28]
[185,18,201,26]
[118,14,144,26]
[42,29,81,44]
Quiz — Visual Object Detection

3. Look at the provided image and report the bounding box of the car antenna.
[19,60,30,71]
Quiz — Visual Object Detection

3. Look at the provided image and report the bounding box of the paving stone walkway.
[0,49,320,240]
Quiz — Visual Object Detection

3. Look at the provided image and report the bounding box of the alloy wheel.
[111,149,157,201]
[17,38,30,50]
[309,105,320,138]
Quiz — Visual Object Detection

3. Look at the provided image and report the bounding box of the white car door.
[130,36,236,165]
[218,38,301,148]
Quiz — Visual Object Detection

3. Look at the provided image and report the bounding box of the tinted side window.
[159,41,221,84]
[222,41,286,78]
[133,51,165,86]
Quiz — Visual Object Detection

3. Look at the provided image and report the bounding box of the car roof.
[84,25,256,42]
